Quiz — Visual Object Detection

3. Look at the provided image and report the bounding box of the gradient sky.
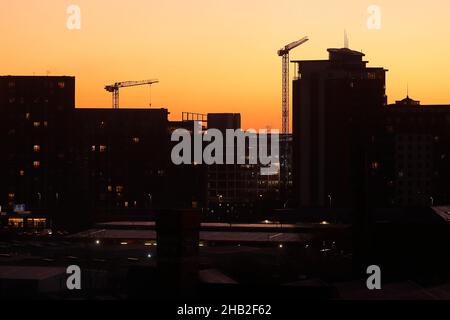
[1,0,450,130]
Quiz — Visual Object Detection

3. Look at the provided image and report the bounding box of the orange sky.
[1,0,450,130]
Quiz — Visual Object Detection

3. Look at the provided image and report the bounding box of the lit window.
[33,122,41,128]
[33,145,41,152]
[116,186,124,193]
[58,81,65,89]
[99,145,107,153]
[8,218,24,228]
[107,186,113,192]
[25,113,30,120]
[8,193,15,200]
[33,161,41,168]
[132,137,140,144]
[91,145,96,152]
[19,170,25,177]
[124,202,129,208]
[371,162,380,170]
[43,121,48,127]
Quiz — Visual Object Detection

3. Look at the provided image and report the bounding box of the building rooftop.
[327,48,365,57]
[395,96,421,106]
[69,228,315,244]
[0,266,66,280]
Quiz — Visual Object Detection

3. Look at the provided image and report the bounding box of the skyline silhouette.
[2,1,450,130]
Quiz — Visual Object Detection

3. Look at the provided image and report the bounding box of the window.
[8,218,24,228]
[19,170,25,177]
[58,81,65,89]
[33,161,41,169]
[99,145,107,153]
[8,193,15,200]
[91,145,96,152]
[33,122,41,128]
[116,186,124,193]
[25,113,30,120]
[132,137,140,144]
[33,145,41,152]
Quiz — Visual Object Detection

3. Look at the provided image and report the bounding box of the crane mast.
[105,79,159,109]
[278,36,308,135]
[278,36,309,197]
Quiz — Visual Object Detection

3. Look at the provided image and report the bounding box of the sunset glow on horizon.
[2,0,450,130]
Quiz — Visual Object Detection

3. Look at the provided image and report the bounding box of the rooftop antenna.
[344,30,349,49]
[407,83,409,98]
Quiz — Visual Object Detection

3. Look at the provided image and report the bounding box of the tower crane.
[278,36,309,196]
[105,79,159,109]
[278,36,309,135]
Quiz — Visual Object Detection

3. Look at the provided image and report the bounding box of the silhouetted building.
[206,113,280,219]
[156,209,201,297]
[0,76,186,229]
[71,108,170,222]
[369,97,450,207]
[0,76,75,227]
[293,48,450,210]
[1,76,280,228]
[207,113,241,134]
[169,118,208,209]
[292,48,387,209]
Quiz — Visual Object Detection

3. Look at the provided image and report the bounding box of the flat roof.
[69,229,314,243]
[95,221,349,230]
[199,269,238,284]
[0,266,66,280]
